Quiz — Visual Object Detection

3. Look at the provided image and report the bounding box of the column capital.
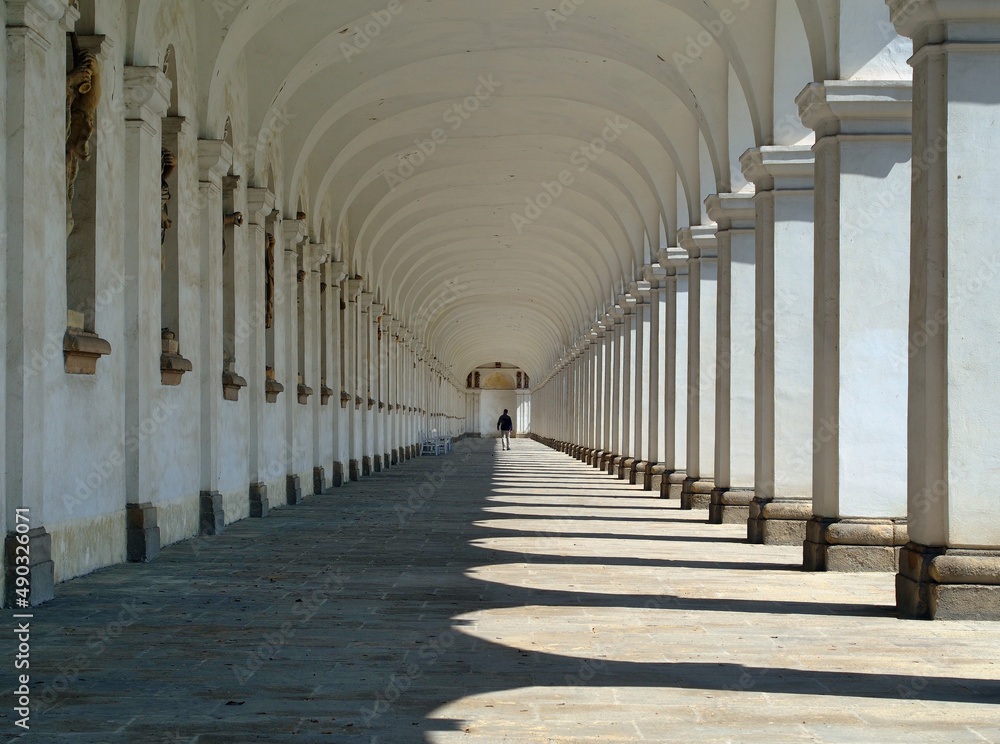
[628,279,653,299]
[123,66,171,125]
[359,292,374,311]
[6,0,74,31]
[327,261,348,286]
[345,278,364,301]
[887,0,1000,44]
[678,226,719,260]
[283,218,308,247]
[246,188,276,226]
[797,81,912,138]
[370,303,385,317]
[704,193,756,231]
[641,264,668,287]
[198,139,233,186]
[304,242,326,271]
[740,146,815,192]
[162,115,190,139]
[616,294,638,313]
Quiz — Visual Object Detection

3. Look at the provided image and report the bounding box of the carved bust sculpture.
[161,147,177,247]
[222,212,243,253]
[66,42,102,236]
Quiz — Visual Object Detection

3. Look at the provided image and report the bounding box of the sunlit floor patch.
[425,686,1000,743]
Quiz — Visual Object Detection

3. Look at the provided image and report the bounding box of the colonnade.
[532,2,1000,621]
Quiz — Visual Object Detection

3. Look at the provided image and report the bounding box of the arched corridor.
[4,0,1000,736]
[13,440,1000,741]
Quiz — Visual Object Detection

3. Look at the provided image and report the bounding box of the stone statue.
[161,147,177,247]
[66,38,102,237]
[222,212,243,253]
[265,232,275,329]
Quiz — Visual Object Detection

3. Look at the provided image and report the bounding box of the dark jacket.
[497,414,513,432]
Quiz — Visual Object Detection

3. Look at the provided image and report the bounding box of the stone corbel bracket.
[222,367,248,401]
[64,327,112,375]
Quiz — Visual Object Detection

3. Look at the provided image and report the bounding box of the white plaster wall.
[480,391,516,437]
[46,4,129,581]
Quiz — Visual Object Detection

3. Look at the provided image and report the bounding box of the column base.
[349,459,360,481]
[391,450,399,466]
[747,496,811,545]
[709,488,754,525]
[660,470,686,499]
[199,491,225,536]
[362,456,372,476]
[601,452,615,472]
[803,517,908,572]
[373,455,382,473]
[619,457,636,480]
[384,452,392,469]
[249,483,269,518]
[286,475,303,506]
[126,502,161,561]
[681,478,714,510]
[611,456,625,477]
[649,464,667,492]
[5,528,55,607]
[331,462,344,488]
[592,450,605,468]
[896,543,1000,620]
[631,460,649,487]
[313,467,326,495]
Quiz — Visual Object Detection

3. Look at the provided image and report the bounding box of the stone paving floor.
[2,438,999,743]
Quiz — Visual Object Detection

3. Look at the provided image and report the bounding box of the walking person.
[497,409,514,450]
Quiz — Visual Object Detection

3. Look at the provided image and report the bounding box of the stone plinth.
[748,496,810,545]
[5,528,55,607]
[681,477,714,510]
[126,503,160,561]
[709,488,754,525]
[803,517,907,572]
[199,491,225,536]
[249,483,269,518]
[897,544,1000,621]
[286,475,303,505]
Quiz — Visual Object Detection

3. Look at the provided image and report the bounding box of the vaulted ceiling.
[134,0,869,380]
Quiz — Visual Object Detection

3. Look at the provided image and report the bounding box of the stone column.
[344,279,363,479]
[658,248,689,498]
[304,243,323,495]
[627,280,650,484]
[680,227,719,510]
[327,263,347,485]
[196,140,233,533]
[797,80,913,571]
[706,194,757,524]
[369,302,385,472]
[889,0,1000,619]
[601,305,625,475]
[246,188,276,511]
[358,292,374,476]
[614,294,636,477]
[282,219,307,505]
[741,146,816,544]
[643,265,667,490]
[121,66,171,559]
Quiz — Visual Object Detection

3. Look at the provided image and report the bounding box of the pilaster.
[888,0,1000,617]
[680,226,719,510]
[706,193,757,524]
[740,146,816,544]
[799,80,913,570]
